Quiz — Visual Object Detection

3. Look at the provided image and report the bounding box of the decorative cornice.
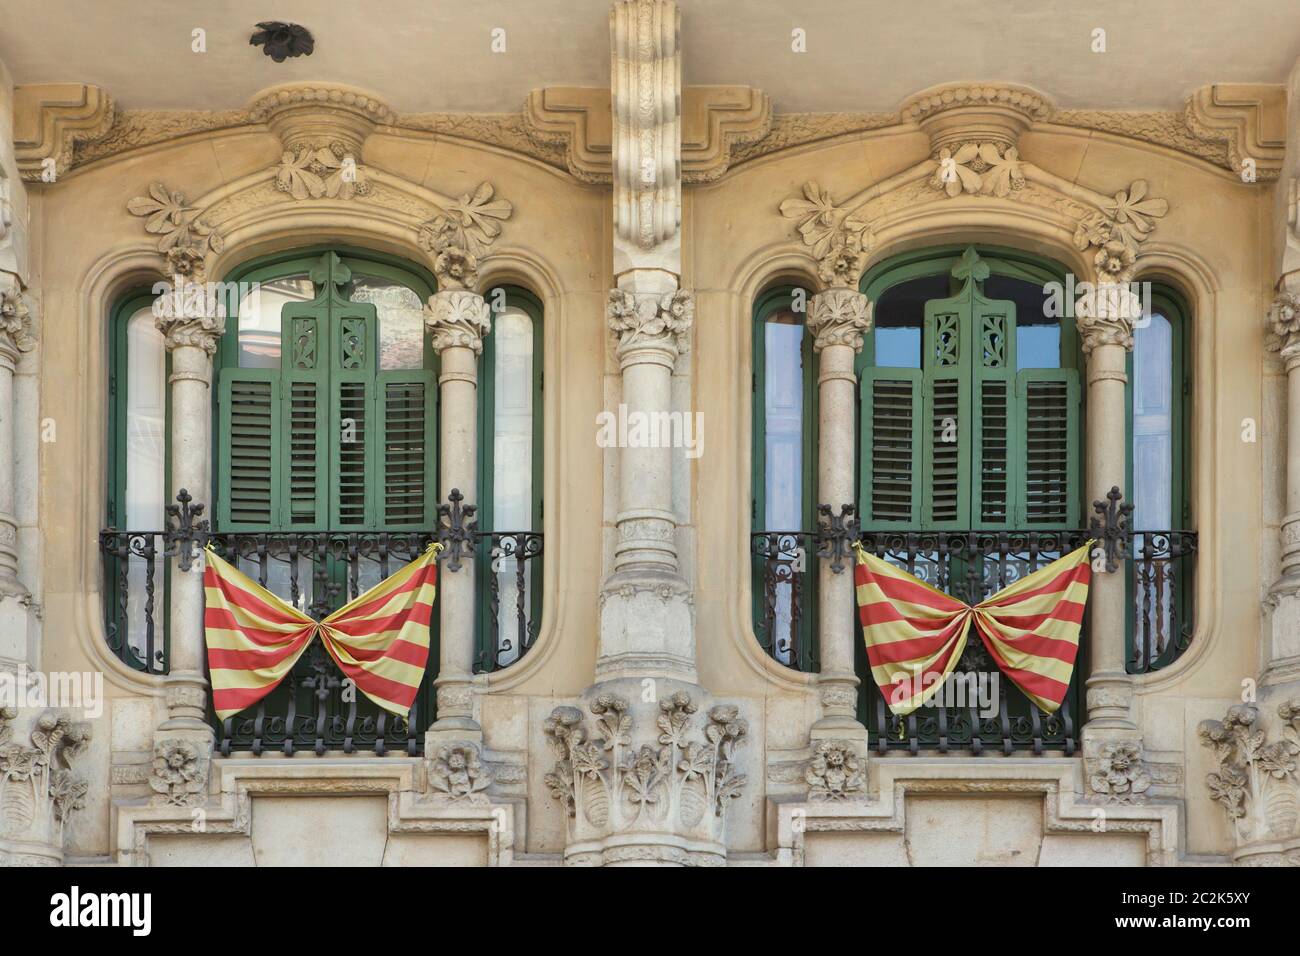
[12,83,116,183]
[901,82,1053,154]
[1183,84,1286,182]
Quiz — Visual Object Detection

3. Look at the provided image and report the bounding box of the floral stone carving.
[428,742,493,800]
[417,182,513,289]
[149,738,209,808]
[273,142,370,200]
[928,142,1025,198]
[127,181,224,281]
[805,740,866,801]
[1199,701,1300,856]
[779,181,871,287]
[0,708,91,864]
[1087,741,1152,803]
[0,285,36,355]
[543,692,747,849]
[606,288,695,354]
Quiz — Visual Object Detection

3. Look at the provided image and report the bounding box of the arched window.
[751,286,817,670]
[855,246,1085,753]
[476,286,544,672]
[1126,286,1192,672]
[104,289,170,673]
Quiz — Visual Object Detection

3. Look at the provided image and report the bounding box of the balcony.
[99,494,543,756]
[751,497,1197,755]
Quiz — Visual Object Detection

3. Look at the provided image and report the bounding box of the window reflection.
[492,306,535,665]
[349,275,425,370]
[1133,313,1173,531]
[237,275,312,368]
[124,306,167,662]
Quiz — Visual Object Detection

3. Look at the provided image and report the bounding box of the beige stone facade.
[1,1,1299,867]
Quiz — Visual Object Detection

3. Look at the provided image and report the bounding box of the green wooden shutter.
[921,295,971,527]
[378,370,437,529]
[329,303,380,528]
[1015,368,1080,526]
[971,290,1017,527]
[859,367,923,526]
[280,302,330,530]
[217,367,282,530]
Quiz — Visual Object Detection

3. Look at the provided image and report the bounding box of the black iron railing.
[98,490,543,756]
[475,531,545,673]
[750,490,1198,755]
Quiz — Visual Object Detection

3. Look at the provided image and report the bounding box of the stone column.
[1266,292,1300,672]
[0,281,33,603]
[807,287,872,743]
[424,288,490,741]
[1077,282,1139,731]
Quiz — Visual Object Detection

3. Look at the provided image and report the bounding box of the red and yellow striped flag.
[853,542,1092,716]
[203,543,441,720]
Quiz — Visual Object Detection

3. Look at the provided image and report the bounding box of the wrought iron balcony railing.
[750,491,1198,756]
[98,491,543,756]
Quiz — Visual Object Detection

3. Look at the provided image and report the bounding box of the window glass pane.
[349,275,425,370]
[764,310,804,528]
[492,307,535,666]
[124,305,167,664]
[1133,312,1173,530]
[237,274,312,368]
[872,275,946,368]
[984,275,1061,369]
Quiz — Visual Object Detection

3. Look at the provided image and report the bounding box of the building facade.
[0,0,1298,866]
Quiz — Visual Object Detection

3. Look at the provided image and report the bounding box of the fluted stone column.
[424,288,490,740]
[1077,282,1139,731]
[808,287,872,742]
[156,292,224,743]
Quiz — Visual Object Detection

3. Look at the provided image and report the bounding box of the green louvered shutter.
[859,367,923,527]
[217,368,281,530]
[1016,368,1080,527]
[329,301,380,528]
[971,290,1017,527]
[279,302,330,530]
[378,370,438,529]
[921,295,972,527]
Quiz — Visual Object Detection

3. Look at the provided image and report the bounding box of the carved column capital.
[424,290,491,355]
[606,287,694,359]
[0,284,36,359]
[0,708,93,865]
[1268,292,1300,365]
[153,290,226,357]
[1076,283,1140,354]
[808,288,873,353]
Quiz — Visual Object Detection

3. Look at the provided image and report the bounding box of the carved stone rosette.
[416,182,513,291]
[1199,701,1300,866]
[0,284,36,359]
[428,741,494,801]
[1267,292,1300,366]
[808,288,873,353]
[1085,740,1153,804]
[148,738,209,808]
[0,708,92,866]
[126,181,224,282]
[543,689,747,865]
[424,290,491,355]
[805,740,866,801]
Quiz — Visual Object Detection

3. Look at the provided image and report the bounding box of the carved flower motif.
[779,181,871,284]
[1267,293,1300,351]
[806,740,866,800]
[0,286,35,353]
[418,182,513,260]
[1103,180,1168,246]
[1093,239,1135,277]
[127,182,223,278]
[274,144,369,201]
[429,742,492,799]
[606,289,694,349]
[149,740,205,806]
[1072,212,1113,251]
[250,21,314,62]
[1089,742,1151,802]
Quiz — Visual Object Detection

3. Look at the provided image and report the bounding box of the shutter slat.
[218,370,280,530]
[1017,371,1080,526]
[860,369,922,526]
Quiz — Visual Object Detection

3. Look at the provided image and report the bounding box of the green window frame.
[475,285,545,672]
[1124,285,1193,672]
[751,285,818,671]
[105,288,172,672]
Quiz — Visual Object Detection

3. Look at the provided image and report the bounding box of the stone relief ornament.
[416,182,513,289]
[805,740,866,801]
[1199,701,1300,858]
[1075,282,1142,353]
[808,288,873,353]
[1070,180,1168,284]
[126,181,224,280]
[1087,741,1153,803]
[1267,292,1300,356]
[428,742,493,800]
[928,142,1026,198]
[0,708,92,864]
[273,142,370,200]
[779,181,871,287]
[424,290,491,354]
[0,285,36,354]
[148,738,209,808]
[606,288,695,353]
[542,692,747,845]
[249,21,315,62]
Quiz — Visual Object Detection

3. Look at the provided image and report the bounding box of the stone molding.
[115,757,518,866]
[19,78,1275,185]
[769,758,1181,867]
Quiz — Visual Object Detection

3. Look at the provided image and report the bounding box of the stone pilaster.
[1076,282,1140,752]
[0,281,34,603]
[424,287,490,743]
[1265,293,1300,684]
[807,287,872,742]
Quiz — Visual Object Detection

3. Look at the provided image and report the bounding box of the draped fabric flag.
[853,541,1092,716]
[203,543,441,720]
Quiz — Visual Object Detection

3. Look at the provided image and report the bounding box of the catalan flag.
[203,543,441,720]
[853,542,1092,716]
